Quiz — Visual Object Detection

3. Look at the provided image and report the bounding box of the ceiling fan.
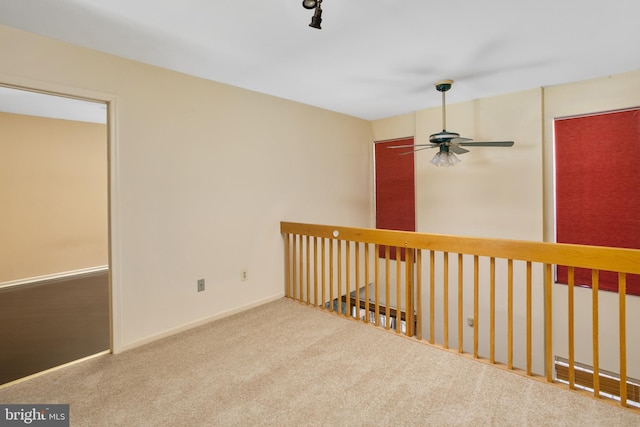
[388,79,514,167]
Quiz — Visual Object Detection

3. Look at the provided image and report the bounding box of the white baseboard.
[115,293,285,354]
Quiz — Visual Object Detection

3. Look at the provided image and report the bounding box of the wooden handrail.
[281,222,640,275]
[281,221,640,410]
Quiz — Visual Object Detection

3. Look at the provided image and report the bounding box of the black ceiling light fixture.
[302,0,323,29]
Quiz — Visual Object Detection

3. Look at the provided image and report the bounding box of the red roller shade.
[375,138,415,260]
[555,108,640,294]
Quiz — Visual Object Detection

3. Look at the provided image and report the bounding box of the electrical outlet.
[197,278,205,292]
[467,317,474,327]
[241,270,248,281]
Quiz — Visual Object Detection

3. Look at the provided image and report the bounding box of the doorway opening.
[0,86,111,385]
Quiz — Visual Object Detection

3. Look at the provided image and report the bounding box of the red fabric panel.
[555,108,640,294]
[375,138,415,260]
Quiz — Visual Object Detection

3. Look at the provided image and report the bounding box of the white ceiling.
[1,0,640,120]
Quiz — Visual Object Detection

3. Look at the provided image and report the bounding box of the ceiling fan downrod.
[435,79,453,131]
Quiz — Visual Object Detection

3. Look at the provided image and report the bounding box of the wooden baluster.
[443,252,449,349]
[508,259,513,369]
[385,246,391,330]
[396,247,401,333]
[375,245,380,326]
[458,253,463,353]
[405,248,414,337]
[568,267,575,389]
[490,257,495,364]
[545,263,553,382]
[430,250,435,344]
[298,234,303,303]
[292,235,298,301]
[473,255,479,359]
[306,235,310,305]
[619,273,627,407]
[592,269,600,397]
[416,250,423,341]
[355,242,360,320]
[292,233,297,300]
[337,240,342,315]
[321,238,326,310]
[365,244,370,324]
[526,261,532,376]
[329,239,334,312]
[313,236,318,307]
[284,233,291,298]
[345,241,351,318]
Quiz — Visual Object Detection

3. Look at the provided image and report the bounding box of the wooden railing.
[281,221,640,409]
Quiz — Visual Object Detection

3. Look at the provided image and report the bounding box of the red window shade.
[555,108,640,295]
[375,138,415,260]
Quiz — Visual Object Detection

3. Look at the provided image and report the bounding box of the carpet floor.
[1,298,639,426]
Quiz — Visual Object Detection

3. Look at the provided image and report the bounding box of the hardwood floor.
[0,270,109,384]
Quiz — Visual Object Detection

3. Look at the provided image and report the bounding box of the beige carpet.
[1,298,639,426]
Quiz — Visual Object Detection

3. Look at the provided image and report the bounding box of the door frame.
[0,73,121,354]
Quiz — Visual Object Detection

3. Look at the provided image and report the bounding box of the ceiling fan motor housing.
[429,131,460,144]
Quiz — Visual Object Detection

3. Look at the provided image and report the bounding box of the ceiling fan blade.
[449,145,470,155]
[398,145,439,155]
[387,143,439,149]
[450,137,473,143]
[457,141,514,147]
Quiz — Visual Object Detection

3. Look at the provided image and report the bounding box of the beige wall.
[0,25,373,351]
[0,112,107,282]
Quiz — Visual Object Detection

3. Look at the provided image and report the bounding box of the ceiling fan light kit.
[381,79,515,167]
[431,151,461,167]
